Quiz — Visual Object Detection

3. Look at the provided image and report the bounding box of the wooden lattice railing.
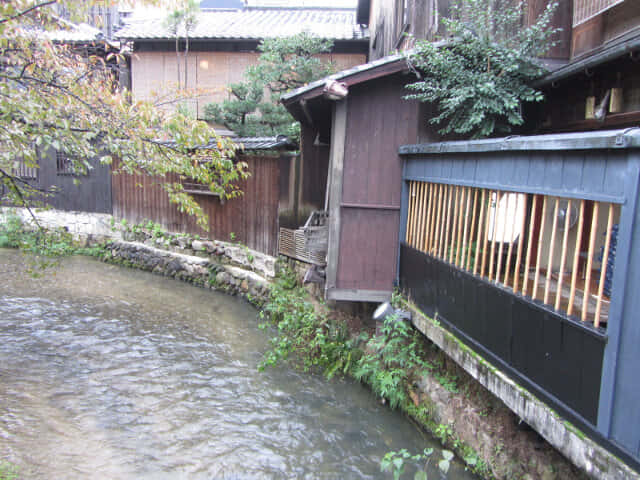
[406,181,620,328]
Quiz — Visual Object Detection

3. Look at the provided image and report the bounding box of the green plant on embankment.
[0,214,107,273]
[258,266,358,377]
[353,314,432,408]
[0,462,18,480]
[259,269,492,478]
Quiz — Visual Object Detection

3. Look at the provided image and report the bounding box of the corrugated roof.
[116,7,368,41]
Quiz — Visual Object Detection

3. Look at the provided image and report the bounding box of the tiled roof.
[115,7,368,41]
[229,136,295,150]
[43,20,105,43]
[191,135,294,150]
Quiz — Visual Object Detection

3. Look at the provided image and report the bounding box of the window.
[12,159,38,180]
[56,151,85,176]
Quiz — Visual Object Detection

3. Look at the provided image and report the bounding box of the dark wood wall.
[13,149,113,214]
[300,126,330,211]
[335,74,420,294]
[112,154,280,256]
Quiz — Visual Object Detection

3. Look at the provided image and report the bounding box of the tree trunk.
[175,36,181,89]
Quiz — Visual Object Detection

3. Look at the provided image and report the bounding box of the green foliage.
[380,448,434,480]
[259,266,357,377]
[405,0,559,138]
[354,315,431,409]
[0,462,18,480]
[204,33,335,140]
[0,1,247,230]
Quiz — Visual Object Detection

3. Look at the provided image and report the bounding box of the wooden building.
[282,55,422,302]
[282,0,640,474]
[116,6,369,119]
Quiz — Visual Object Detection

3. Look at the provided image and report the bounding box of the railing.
[405,181,620,328]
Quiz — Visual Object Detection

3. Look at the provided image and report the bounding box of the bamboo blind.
[406,181,620,328]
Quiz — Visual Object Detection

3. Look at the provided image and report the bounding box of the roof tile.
[116,7,368,41]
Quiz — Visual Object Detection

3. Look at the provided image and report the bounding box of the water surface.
[0,250,476,479]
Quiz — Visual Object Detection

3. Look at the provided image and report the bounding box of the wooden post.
[417,182,427,251]
[461,187,472,269]
[496,192,508,284]
[443,184,453,259]
[481,190,492,278]
[467,188,479,271]
[426,182,436,254]
[325,101,347,296]
[513,194,528,293]
[450,186,460,263]
[533,195,548,301]
[555,199,573,311]
[522,195,538,296]
[474,189,486,275]
[455,187,466,266]
[582,202,600,322]
[544,197,560,305]
[406,182,415,244]
[488,191,500,282]
[568,200,586,317]
[594,203,615,328]
[504,194,518,288]
[434,184,443,257]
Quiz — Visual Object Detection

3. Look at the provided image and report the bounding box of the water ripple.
[0,251,476,479]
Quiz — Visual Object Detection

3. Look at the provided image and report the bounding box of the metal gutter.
[535,28,640,86]
[399,128,640,155]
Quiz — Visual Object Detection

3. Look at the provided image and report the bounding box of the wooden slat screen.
[406,181,621,328]
[572,0,625,26]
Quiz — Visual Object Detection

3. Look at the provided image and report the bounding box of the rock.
[202,241,216,253]
[240,280,249,291]
[216,271,229,285]
[192,240,205,251]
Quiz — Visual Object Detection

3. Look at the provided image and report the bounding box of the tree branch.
[0,1,57,25]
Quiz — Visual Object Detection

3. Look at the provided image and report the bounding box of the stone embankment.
[102,237,274,307]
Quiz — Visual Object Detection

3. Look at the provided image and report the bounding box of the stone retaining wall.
[102,240,271,307]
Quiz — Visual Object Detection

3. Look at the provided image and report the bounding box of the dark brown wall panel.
[112,154,280,256]
[335,74,420,293]
[337,208,400,291]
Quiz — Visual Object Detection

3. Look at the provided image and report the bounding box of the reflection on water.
[0,250,476,479]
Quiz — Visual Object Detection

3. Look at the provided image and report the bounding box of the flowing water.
[0,250,477,479]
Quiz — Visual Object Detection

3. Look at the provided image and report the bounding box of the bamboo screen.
[405,181,621,329]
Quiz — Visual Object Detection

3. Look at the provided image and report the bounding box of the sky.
[125,0,358,17]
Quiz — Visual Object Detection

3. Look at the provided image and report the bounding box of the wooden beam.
[325,100,348,298]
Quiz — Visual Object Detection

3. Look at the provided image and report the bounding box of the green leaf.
[414,471,428,480]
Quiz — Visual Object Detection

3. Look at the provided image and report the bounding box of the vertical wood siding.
[335,75,419,294]
[112,154,280,256]
[22,149,113,214]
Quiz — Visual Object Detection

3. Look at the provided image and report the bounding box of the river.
[0,250,477,479]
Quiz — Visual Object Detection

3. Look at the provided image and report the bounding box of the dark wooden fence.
[399,129,640,468]
[4,148,113,214]
[112,153,280,256]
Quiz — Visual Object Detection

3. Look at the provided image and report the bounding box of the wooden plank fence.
[112,154,280,256]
